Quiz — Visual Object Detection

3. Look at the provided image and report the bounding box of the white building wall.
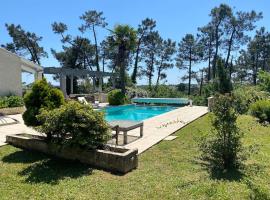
[0,49,22,96]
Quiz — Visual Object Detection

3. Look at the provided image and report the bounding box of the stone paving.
[0,106,208,154]
[0,114,40,146]
[124,106,208,154]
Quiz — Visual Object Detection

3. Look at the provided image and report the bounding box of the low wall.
[0,106,25,115]
[6,134,138,174]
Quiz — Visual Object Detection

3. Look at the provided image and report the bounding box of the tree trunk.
[254,52,259,85]
[131,38,142,84]
[199,70,203,96]
[92,26,100,72]
[212,24,220,79]
[118,44,126,94]
[225,29,235,69]
[188,49,192,95]
[148,53,154,89]
[229,56,233,80]
[207,41,212,82]
[156,58,163,87]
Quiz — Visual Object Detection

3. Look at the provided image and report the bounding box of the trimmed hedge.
[0,96,24,109]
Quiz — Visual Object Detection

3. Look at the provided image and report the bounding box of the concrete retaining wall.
[0,107,25,115]
[6,134,138,174]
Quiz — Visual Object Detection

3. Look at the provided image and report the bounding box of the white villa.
[0,47,43,96]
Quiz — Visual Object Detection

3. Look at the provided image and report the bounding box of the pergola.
[43,67,117,97]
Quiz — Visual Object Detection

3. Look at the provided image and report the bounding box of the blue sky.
[1,0,270,85]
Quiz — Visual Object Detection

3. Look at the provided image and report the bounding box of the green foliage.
[233,85,269,114]
[250,100,270,123]
[150,85,184,98]
[37,101,110,149]
[2,24,47,65]
[126,87,148,99]
[258,70,270,93]
[190,95,207,106]
[0,97,9,109]
[215,59,232,94]
[111,24,137,93]
[0,96,24,108]
[107,89,127,105]
[200,95,244,170]
[1,115,270,198]
[23,79,65,126]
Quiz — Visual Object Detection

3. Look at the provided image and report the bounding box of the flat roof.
[0,47,43,72]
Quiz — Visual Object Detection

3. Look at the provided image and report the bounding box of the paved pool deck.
[0,106,208,154]
[124,106,208,154]
[0,115,40,147]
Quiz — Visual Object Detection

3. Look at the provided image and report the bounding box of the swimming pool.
[103,104,177,122]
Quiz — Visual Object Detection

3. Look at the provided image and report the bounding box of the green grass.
[1,114,270,199]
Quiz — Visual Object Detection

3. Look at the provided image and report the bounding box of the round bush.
[23,79,65,126]
[233,86,269,114]
[250,100,270,123]
[37,101,110,149]
[108,89,127,105]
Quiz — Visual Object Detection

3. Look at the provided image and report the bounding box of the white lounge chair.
[77,97,89,105]
[78,97,100,108]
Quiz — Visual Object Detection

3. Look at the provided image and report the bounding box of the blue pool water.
[103,104,177,122]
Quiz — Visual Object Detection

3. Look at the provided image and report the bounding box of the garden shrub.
[108,89,127,105]
[126,87,149,99]
[0,96,24,108]
[200,94,245,170]
[0,97,9,109]
[249,100,270,123]
[191,95,207,106]
[6,96,24,107]
[150,85,184,98]
[233,85,269,114]
[37,101,110,149]
[23,79,65,126]
[258,70,270,93]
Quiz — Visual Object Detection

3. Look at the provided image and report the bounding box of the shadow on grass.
[1,150,48,163]
[192,159,244,181]
[208,167,244,181]
[2,150,93,184]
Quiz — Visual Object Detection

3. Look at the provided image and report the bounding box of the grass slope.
[0,114,270,199]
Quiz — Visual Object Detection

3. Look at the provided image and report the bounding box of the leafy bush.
[126,87,149,99]
[0,96,24,108]
[0,97,9,109]
[23,79,65,126]
[37,101,110,149]
[233,86,269,114]
[108,89,127,105]
[6,96,24,107]
[200,95,244,170]
[191,95,207,106]
[150,85,184,98]
[258,70,270,93]
[250,100,270,123]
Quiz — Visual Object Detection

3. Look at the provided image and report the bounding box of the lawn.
[0,114,270,199]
